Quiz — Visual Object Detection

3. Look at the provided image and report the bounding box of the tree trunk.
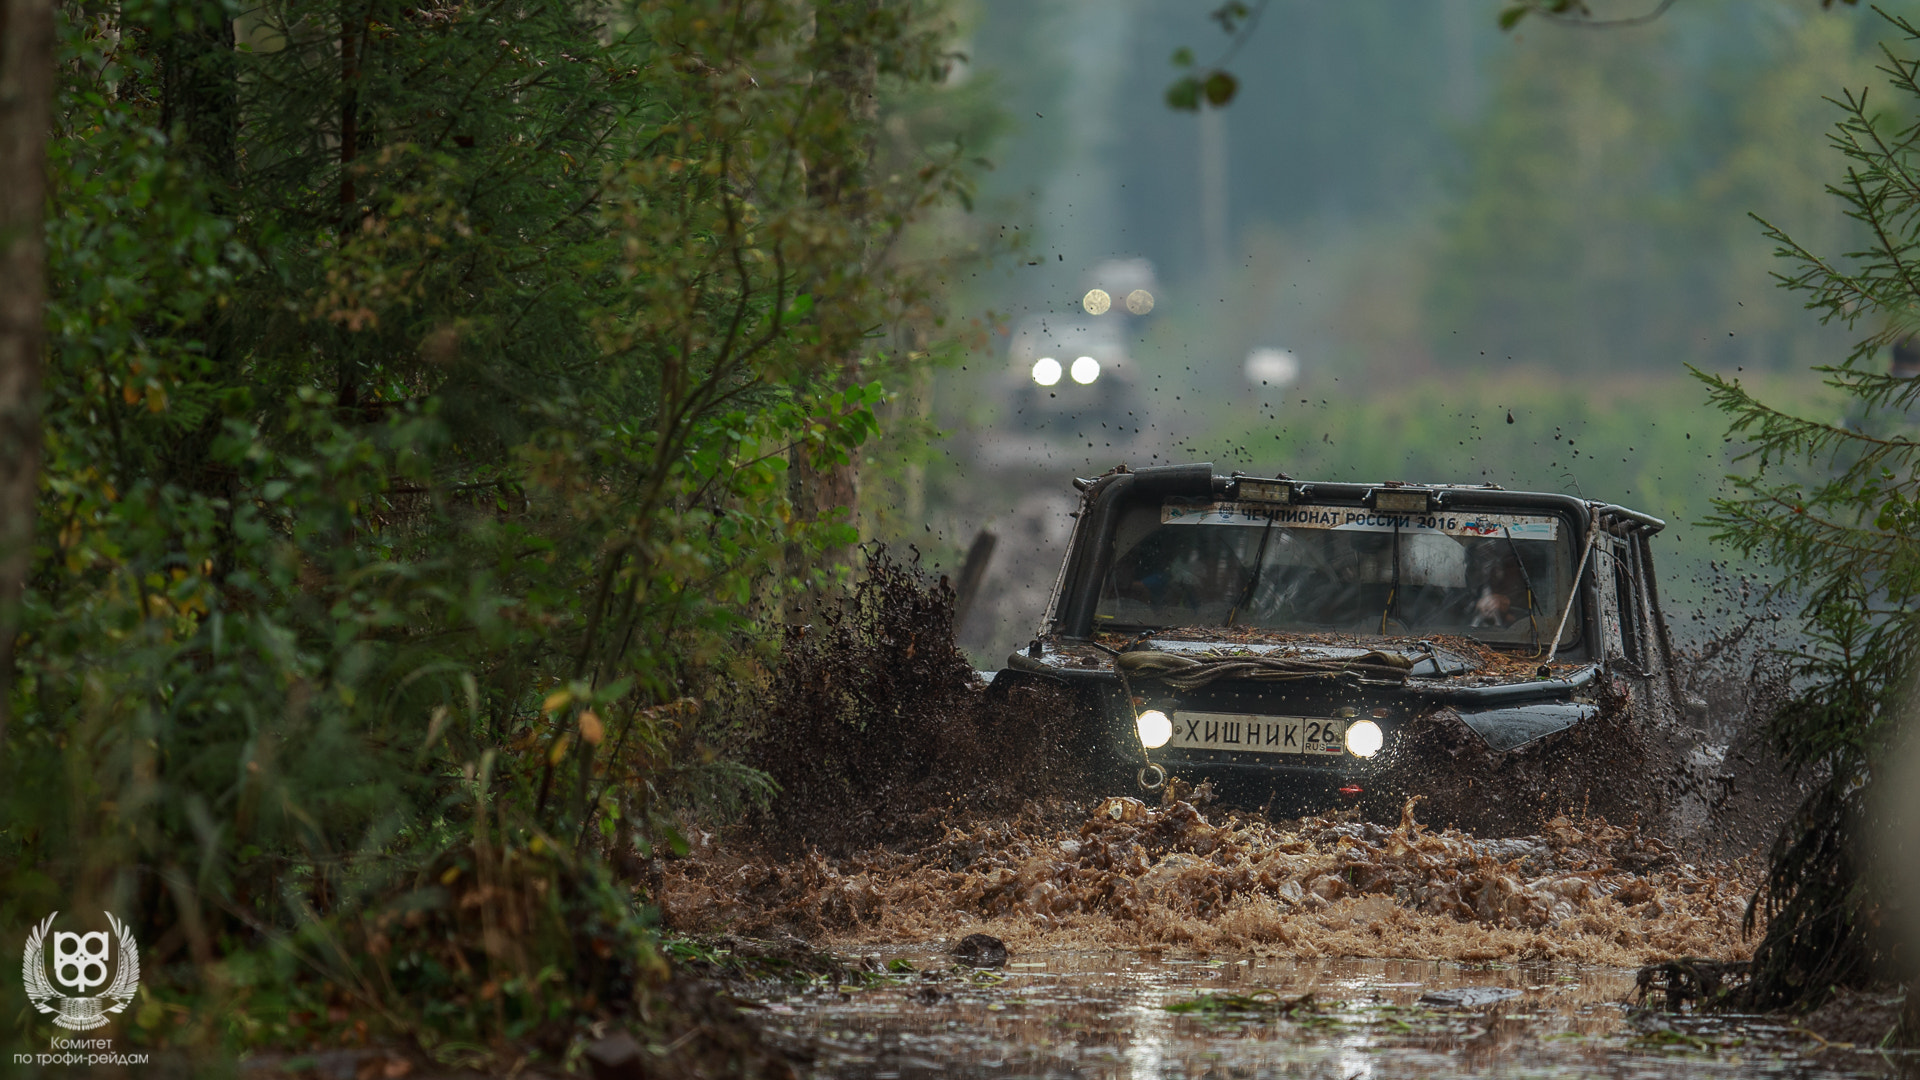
[0,0,55,760]
[786,0,880,607]
[149,6,240,568]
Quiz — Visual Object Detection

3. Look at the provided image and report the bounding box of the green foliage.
[1162,1,1258,111]
[1497,0,1679,31]
[1430,3,1880,374]
[2,0,978,1063]
[1695,9,1920,1009]
[1495,0,1859,32]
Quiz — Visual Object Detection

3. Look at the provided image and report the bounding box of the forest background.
[930,0,1885,666]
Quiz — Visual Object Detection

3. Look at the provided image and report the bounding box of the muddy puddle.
[671,796,1918,1076]
[741,948,1915,1079]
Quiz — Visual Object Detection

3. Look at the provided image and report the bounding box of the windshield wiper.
[1227,510,1277,626]
[1502,524,1543,652]
[1378,521,1402,635]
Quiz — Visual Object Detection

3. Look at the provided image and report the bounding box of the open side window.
[1612,537,1644,669]
[1596,529,1656,672]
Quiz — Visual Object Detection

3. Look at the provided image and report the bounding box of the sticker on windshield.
[1161,501,1559,540]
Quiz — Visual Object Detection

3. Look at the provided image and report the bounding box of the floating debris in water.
[1420,986,1523,1008]
[953,933,1009,968]
[1165,990,1321,1016]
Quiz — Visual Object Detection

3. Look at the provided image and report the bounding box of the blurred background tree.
[0,0,54,759]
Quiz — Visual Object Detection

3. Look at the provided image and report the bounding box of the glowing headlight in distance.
[1344,718,1383,758]
[1032,357,1062,386]
[1136,709,1172,749]
[1070,355,1101,384]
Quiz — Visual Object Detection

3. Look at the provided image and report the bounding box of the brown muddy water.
[670,796,1918,1077]
[666,797,1758,965]
[741,947,1916,1079]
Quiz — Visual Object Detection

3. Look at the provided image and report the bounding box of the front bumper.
[1001,643,1601,807]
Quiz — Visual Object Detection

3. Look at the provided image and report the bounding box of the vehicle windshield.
[1094,498,1580,648]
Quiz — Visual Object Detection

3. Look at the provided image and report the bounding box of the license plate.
[1167,712,1347,755]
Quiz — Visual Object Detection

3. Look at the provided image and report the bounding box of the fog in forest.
[895,0,1872,664]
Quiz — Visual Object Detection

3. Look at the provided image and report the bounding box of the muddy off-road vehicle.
[987,463,1699,831]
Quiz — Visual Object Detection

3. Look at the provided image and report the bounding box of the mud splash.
[731,547,1089,857]
[1371,679,1660,838]
[664,795,1755,967]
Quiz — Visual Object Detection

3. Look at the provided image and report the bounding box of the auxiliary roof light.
[1344,718,1383,758]
[1135,709,1172,749]
[1083,288,1112,315]
[1070,355,1101,384]
[1032,357,1062,386]
[1374,488,1431,513]
[1125,289,1155,315]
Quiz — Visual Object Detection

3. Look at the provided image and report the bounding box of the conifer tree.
[1696,9,1920,1008]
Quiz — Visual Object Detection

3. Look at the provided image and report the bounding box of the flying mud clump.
[662,793,1756,967]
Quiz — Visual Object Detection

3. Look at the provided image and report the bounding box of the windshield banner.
[1161,501,1560,540]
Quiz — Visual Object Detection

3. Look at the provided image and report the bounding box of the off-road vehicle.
[989,463,1687,826]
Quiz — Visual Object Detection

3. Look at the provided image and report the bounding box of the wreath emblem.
[22,911,140,1031]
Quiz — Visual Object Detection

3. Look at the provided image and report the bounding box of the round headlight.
[1136,709,1172,749]
[1344,718,1383,758]
[1070,355,1101,384]
[1032,357,1062,386]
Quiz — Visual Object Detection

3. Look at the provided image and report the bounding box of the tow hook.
[1137,764,1167,792]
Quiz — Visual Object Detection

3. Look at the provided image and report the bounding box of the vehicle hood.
[1022,634,1592,688]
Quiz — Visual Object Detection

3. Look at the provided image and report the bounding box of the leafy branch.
[1164,1,1266,111]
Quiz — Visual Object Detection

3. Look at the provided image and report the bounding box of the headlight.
[1032,357,1062,386]
[1136,709,1172,749]
[1344,718,1383,758]
[1070,355,1101,384]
